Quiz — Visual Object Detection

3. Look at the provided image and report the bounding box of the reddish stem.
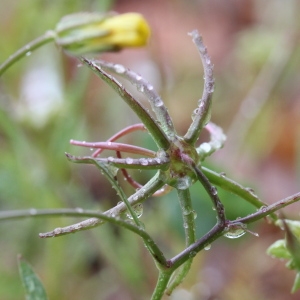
[92,123,147,157]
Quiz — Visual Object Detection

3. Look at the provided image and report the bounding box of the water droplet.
[199,142,212,154]
[125,157,134,164]
[192,210,198,219]
[189,251,197,258]
[26,51,32,56]
[183,208,192,216]
[126,203,143,219]
[75,207,84,213]
[224,223,246,239]
[147,84,154,91]
[107,156,114,162]
[191,108,200,121]
[29,208,37,215]
[90,148,94,151]
[211,186,218,196]
[139,158,148,166]
[183,223,189,229]
[204,244,211,250]
[154,97,164,107]
[107,141,112,146]
[155,158,161,164]
[114,64,126,74]
[219,172,226,177]
[74,224,83,230]
[212,206,216,211]
[54,227,62,235]
[137,84,144,92]
[176,176,192,190]
[135,75,142,81]
[258,205,268,213]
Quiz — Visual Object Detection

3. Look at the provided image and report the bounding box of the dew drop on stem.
[211,186,218,196]
[189,251,197,258]
[192,210,197,219]
[204,244,211,250]
[139,158,148,166]
[114,64,126,74]
[125,157,134,164]
[224,223,246,239]
[29,208,37,215]
[126,203,143,219]
[176,176,192,190]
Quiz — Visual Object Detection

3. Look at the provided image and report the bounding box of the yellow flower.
[55,12,151,55]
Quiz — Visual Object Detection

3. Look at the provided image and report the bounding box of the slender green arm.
[201,166,277,220]
[38,171,165,237]
[151,270,173,300]
[0,208,167,266]
[0,31,56,76]
[97,60,177,139]
[184,30,214,144]
[166,188,195,295]
[80,57,171,150]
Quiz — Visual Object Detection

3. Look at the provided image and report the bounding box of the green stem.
[231,192,300,225]
[0,31,56,76]
[166,189,195,295]
[39,171,165,237]
[0,208,167,265]
[80,57,171,150]
[184,30,214,144]
[151,270,173,300]
[201,166,277,220]
[98,60,177,139]
[170,223,224,269]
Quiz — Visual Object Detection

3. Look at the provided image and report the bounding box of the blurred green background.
[0,0,300,299]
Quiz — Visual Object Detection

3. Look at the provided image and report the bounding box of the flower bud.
[55,12,151,55]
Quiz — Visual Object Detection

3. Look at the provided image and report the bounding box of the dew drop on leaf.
[126,203,143,219]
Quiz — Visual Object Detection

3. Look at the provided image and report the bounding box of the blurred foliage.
[0,0,300,299]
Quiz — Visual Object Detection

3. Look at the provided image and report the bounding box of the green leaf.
[266,239,291,260]
[291,272,300,293]
[276,219,300,240]
[18,255,48,300]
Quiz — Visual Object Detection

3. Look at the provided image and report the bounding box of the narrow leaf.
[292,272,300,293]
[18,255,48,300]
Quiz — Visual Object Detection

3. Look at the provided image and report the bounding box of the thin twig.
[70,140,156,157]
[194,165,226,226]
[39,172,165,237]
[92,123,147,157]
[230,192,300,225]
